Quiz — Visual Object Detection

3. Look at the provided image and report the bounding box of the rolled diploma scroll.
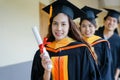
[32,26,52,69]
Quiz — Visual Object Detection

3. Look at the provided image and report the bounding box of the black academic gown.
[95,27,120,77]
[91,38,114,80]
[31,42,101,80]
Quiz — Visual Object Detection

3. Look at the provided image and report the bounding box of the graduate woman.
[31,0,101,80]
[95,8,120,80]
[79,6,114,80]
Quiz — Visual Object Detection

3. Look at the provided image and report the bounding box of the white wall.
[0,0,41,80]
[0,0,39,67]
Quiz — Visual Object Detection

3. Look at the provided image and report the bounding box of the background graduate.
[31,0,101,80]
[79,6,114,80]
[95,8,120,80]
[96,9,120,35]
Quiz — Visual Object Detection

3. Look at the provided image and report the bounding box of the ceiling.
[99,0,120,10]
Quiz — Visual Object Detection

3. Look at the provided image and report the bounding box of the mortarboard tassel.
[48,5,53,25]
[49,5,53,19]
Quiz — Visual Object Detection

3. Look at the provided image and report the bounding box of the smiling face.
[52,13,69,41]
[80,20,96,38]
[104,16,118,32]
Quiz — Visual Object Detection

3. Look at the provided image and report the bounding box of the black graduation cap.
[80,6,102,19]
[104,8,120,20]
[42,0,86,19]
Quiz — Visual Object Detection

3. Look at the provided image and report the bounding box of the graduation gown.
[31,37,101,80]
[95,28,120,75]
[83,35,114,80]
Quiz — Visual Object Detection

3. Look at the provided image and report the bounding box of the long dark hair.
[46,13,84,42]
